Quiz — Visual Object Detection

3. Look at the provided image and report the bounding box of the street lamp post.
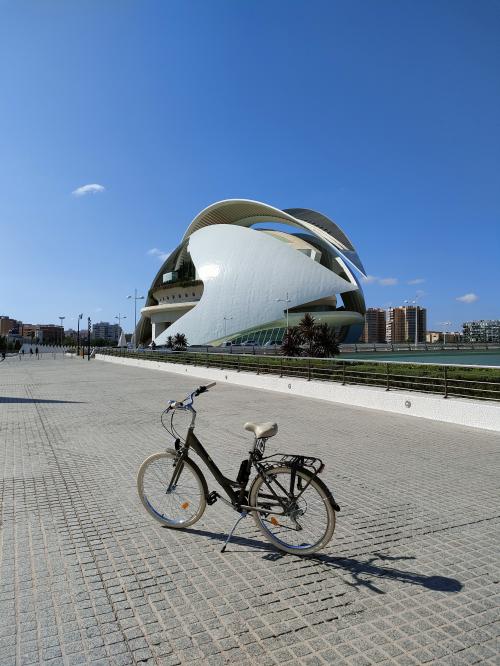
[77,313,83,355]
[127,289,145,349]
[87,317,91,361]
[115,314,127,346]
[440,321,452,346]
[276,292,292,330]
[223,315,233,339]
[58,316,65,347]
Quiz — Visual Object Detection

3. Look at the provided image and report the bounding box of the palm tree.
[298,313,316,356]
[280,327,304,357]
[173,333,188,351]
[165,336,174,349]
[313,323,340,358]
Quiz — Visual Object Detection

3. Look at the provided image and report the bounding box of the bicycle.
[137,382,340,554]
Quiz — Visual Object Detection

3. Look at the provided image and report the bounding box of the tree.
[280,327,303,357]
[298,313,316,356]
[165,336,174,350]
[312,323,340,358]
[280,313,341,358]
[173,333,188,351]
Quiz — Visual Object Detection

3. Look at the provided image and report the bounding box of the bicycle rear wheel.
[249,466,336,555]
[137,451,206,528]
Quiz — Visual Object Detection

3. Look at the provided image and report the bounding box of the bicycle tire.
[137,450,207,528]
[249,465,336,555]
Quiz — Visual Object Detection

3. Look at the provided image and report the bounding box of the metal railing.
[96,348,500,402]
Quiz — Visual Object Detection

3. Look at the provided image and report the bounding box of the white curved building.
[137,199,367,346]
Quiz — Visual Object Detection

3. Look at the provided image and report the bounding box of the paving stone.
[1,358,499,665]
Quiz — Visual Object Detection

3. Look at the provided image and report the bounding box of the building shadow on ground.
[0,396,84,404]
[181,526,462,594]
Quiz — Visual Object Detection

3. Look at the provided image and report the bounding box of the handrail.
[95,348,500,402]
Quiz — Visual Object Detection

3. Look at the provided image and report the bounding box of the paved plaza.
[0,356,499,665]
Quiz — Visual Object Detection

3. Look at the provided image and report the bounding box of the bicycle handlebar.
[168,382,217,409]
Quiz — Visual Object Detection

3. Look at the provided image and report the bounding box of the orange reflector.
[181,502,189,510]
[270,517,279,526]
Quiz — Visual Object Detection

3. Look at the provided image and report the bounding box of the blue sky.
[0,0,498,333]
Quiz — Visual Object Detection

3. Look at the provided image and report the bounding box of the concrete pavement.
[1,356,499,664]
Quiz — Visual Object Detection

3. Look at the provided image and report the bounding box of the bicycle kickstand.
[221,511,248,553]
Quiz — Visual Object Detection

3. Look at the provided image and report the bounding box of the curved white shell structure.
[138,199,366,346]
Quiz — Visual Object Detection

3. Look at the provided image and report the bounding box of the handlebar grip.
[205,382,216,389]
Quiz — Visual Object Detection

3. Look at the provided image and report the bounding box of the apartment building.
[360,308,386,343]
[386,306,427,343]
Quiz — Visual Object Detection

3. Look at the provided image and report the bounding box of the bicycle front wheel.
[249,466,336,555]
[137,451,206,528]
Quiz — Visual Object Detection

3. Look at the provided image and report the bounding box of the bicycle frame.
[164,388,334,517]
[178,426,243,506]
[171,425,322,516]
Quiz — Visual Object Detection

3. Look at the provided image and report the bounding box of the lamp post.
[115,314,127,346]
[87,317,91,361]
[440,321,452,346]
[77,313,83,355]
[404,297,420,347]
[127,289,144,349]
[276,292,292,330]
[58,316,65,347]
[223,315,233,339]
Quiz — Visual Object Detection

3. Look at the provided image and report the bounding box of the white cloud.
[362,275,398,286]
[148,248,171,262]
[407,278,425,285]
[456,293,478,303]
[72,183,105,197]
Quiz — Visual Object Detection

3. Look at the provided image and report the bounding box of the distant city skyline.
[1,2,498,332]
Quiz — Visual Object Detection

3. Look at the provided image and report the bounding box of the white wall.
[96,354,500,432]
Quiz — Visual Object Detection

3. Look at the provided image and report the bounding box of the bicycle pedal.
[207,491,219,506]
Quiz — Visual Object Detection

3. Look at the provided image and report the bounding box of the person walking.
[29,348,33,358]
[21,348,25,357]
[35,346,39,359]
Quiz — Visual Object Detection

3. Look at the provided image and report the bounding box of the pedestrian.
[18,349,22,361]
[29,348,33,357]
[22,348,25,356]
[35,346,39,359]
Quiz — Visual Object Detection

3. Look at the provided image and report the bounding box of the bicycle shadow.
[0,396,84,404]
[180,526,462,595]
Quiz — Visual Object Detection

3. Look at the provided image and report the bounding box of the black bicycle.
[137,382,340,554]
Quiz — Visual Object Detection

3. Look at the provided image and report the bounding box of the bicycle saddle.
[244,421,278,439]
